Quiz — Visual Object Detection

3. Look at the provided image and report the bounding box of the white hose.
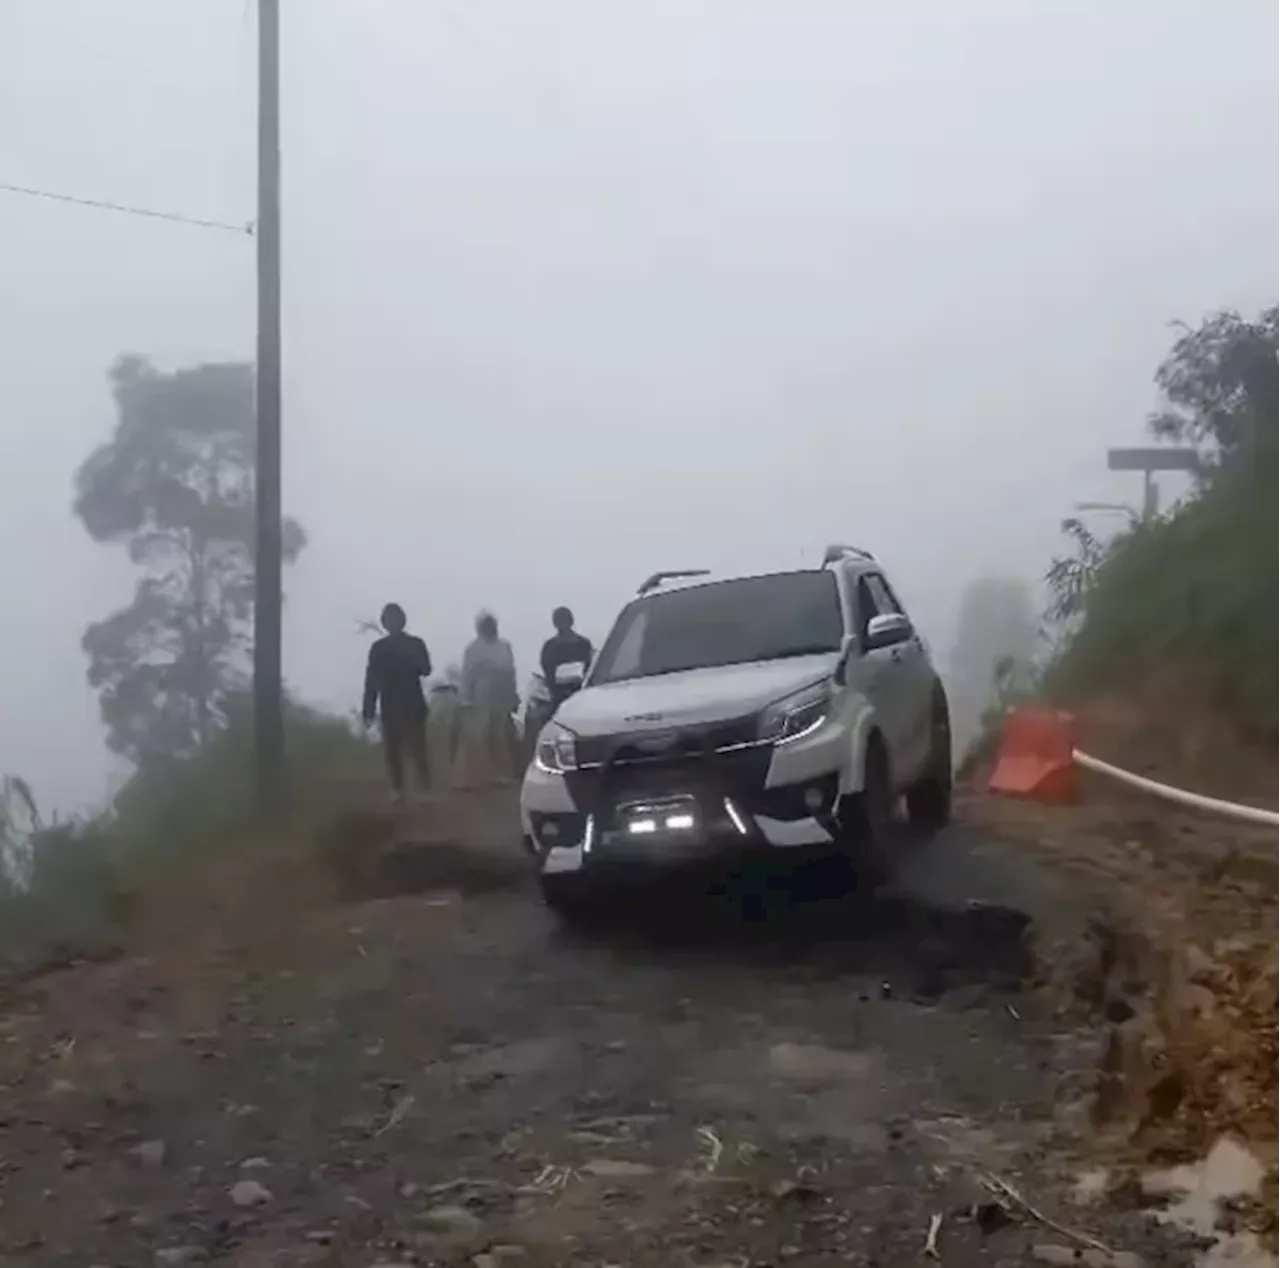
[1072,749,1280,828]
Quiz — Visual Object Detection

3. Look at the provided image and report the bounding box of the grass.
[0,696,383,977]
[106,694,380,867]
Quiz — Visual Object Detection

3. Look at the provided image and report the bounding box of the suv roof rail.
[637,568,711,596]
[822,543,876,566]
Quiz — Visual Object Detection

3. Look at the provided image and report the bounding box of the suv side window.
[853,576,879,645]
[605,606,649,680]
[864,573,904,617]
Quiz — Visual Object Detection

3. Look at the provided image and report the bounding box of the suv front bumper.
[519,727,846,876]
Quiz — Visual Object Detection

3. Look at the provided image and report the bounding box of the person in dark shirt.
[362,603,432,803]
[539,606,594,712]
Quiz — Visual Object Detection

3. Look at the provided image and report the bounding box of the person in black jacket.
[539,606,594,712]
[362,603,432,803]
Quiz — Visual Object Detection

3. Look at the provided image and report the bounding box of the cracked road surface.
[0,811,1190,1267]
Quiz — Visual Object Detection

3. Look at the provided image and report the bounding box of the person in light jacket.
[460,611,519,784]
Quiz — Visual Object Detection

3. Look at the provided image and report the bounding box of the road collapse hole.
[864,896,1037,1001]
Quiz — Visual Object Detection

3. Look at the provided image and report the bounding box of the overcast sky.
[1,0,1276,812]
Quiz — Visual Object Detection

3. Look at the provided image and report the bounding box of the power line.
[0,180,253,236]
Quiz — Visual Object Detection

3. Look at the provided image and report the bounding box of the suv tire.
[839,734,894,889]
[906,689,952,834]
[539,874,595,925]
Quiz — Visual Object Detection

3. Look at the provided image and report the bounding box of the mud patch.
[445,1037,568,1081]
[862,894,1034,1000]
[767,1041,878,1082]
[313,807,399,896]
[1069,1140,1276,1268]
[1087,933,1278,1231]
[1031,914,1155,1036]
[376,839,528,899]
[554,863,1035,1005]
[315,808,529,900]
[913,1113,1031,1171]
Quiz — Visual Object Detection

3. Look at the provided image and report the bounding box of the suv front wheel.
[539,873,597,926]
[837,734,894,889]
[905,688,952,834]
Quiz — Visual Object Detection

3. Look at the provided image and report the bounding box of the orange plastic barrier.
[987,707,1079,805]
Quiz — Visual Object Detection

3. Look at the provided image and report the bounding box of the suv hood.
[555,654,838,738]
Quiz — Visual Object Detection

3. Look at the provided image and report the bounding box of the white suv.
[518,546,952,920]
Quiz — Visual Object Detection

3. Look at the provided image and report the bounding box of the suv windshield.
[590,571,844,685]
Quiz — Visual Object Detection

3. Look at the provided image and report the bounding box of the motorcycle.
[517,673,552,764]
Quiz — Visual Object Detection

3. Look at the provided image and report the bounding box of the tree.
[1045,517,1107,624]
[74,356,306,765]
[0,775,41,891]
[1149,305,1278,469]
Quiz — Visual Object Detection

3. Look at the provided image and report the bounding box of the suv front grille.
[574,712,760,769]
[564,743,774,830]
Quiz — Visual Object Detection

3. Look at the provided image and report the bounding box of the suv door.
[845,574,913,780]
[862,571,933,783]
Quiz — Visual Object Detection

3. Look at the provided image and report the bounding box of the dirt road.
[0,800,1199,1267]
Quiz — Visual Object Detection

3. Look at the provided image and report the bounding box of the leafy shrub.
[105,693,379,868]
[1045,307,1278,744]
[1047,461,1277,738]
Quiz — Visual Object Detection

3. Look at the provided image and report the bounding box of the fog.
[1,0,1276,813]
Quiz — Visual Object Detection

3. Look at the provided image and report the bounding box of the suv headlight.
[535,723,579,774]
[758,681,831,746]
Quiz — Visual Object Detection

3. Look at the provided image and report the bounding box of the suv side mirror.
[865,612,913,651]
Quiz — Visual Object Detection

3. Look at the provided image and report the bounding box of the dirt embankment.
[964,697,1278,1247]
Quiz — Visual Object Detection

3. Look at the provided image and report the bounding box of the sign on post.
[1106,447,1202,473]
[1105,447,1202,520]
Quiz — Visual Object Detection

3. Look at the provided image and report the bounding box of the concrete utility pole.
[1105,447,1201,523]
[254,0,284,820]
